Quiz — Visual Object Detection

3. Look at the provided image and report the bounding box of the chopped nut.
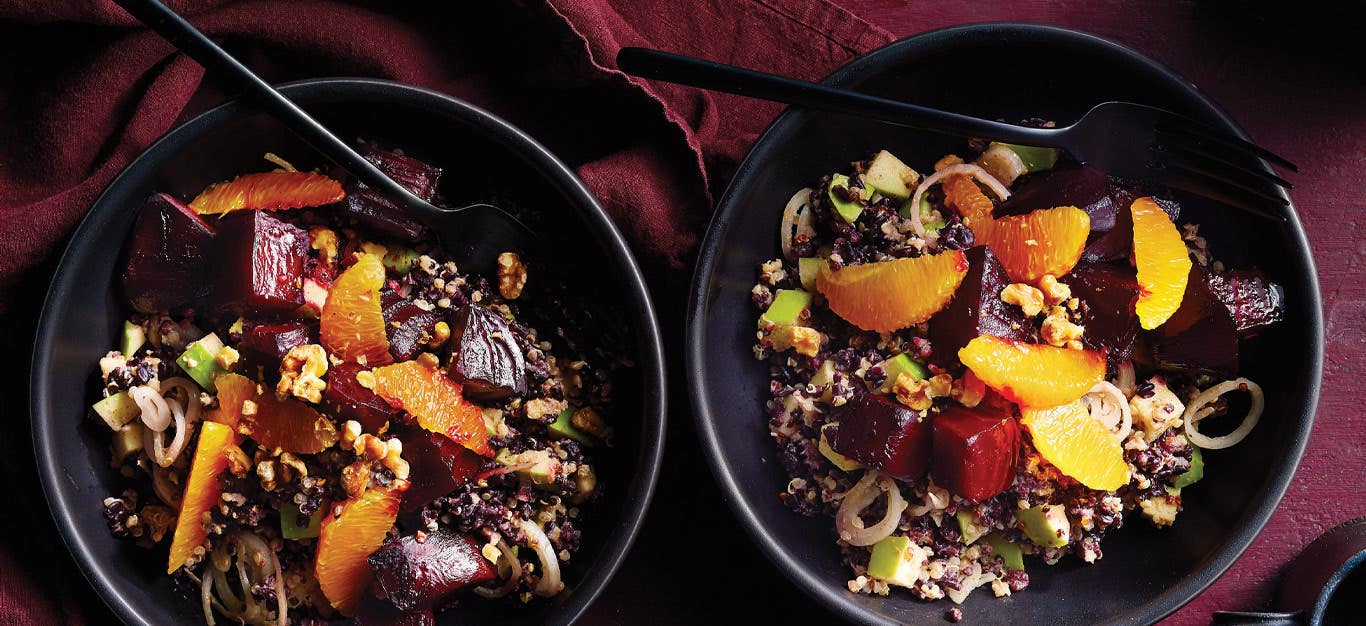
[524,397,568,421]
[256,460,278,492]
[224,444,253,477]
[1038,274,1072,306]
[1041,306,1084,348]
[416,352,441,369]
[309,227,339,264]
[570,407,612,440]
[277,344,329,403]
[952,370,986,408]
[497,252,528,300]
[893,372,933,411]
[215,346,241,371]
[355,369,377,390]
[240,399,258,417]
[342,420,363,448]
[382,438,410,481]
[140,504,176,542]
[1001,282,1045,317]
[925,373,954,399]
[769,324,822,357]
[427,321,451,348]
[341,461,371,499]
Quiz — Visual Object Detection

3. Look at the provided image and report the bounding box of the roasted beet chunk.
[239,321,315,375]
[380,289,441,362]
[931,403,1020,504]
[353,595,435,626]
[1150,264,1238,376]
[397,428,487,512]
[828,393,933,480]
[121,193,217,313]
[1208,268,1285,337]
[1081,181,1180,263]
[325,362,402,433]
[338,146,441,240]
[367,530,496,612]
[211,211,308,313]
[447,305,527,401]
[995,166,1109,220]
[928,246,1029,366]
[1067,263,1141,365]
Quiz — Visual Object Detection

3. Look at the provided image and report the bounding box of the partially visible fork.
[616,47,1295,219]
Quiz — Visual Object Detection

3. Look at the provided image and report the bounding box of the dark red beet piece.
[121,193,217,313]
[1208,268,1285,337]
[1067,263,1141,366]
[447,305,527,401]
[338,146,441,240]
[211,211,308,314]
[239,321,315,376]
[828,393,933,481]
[397,428,488,512]
[994,166,1109,220]
[380,289,441,362]
[931,403,1020,504]
[367,530,496,612]
[928,246,1030,366]
[324,362,402,433]
[1081,183,1181,263]
[1150,264,1239,376]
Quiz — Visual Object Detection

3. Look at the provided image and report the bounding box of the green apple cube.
[280,502,322,540]
[1019,504,1070,548]
[1174,446,1204,489]
[176,332,226,392]
[763,289,812,326]
[827,174,865,223]
[985,533,1025,571]
[121,321,146,357]
[994,142,1060,172]
[956,510,987,545]
[867,535,926,588]
[549,407,596,447]
[861,150,918,200]
[93,391,141,431]
[797,257,823,291]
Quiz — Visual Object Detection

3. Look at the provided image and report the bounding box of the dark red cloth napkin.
[0,0,891,622]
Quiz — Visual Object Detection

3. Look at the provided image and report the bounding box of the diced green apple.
[762,289,812,326]
[994,142,1060,172]
[985,533,1025,571]
[860,150,919,200]
[93,391,140,431]
[827,174,866,223]
[1174,446,1204,489]
[876,353,930,393]
[1018,504,1070,548]
[867,535,927,588]
[121,321,146,357]
[797,258,823,291]
[176,332,226,392]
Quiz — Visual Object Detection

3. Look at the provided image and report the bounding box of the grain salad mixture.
[91,146,618,625]
[752,143,1283,614]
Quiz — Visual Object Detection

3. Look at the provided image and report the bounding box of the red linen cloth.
[0,0,891,623]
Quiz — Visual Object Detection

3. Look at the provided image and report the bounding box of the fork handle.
[617,47,1059,147]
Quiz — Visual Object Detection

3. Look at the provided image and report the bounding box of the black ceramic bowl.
[688,23,1322,625]
[31,78,666,625]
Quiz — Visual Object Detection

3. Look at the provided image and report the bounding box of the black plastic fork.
[617,47,1296,219]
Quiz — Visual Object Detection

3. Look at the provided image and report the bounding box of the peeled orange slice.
[190,171,344,215]
[210,373,338,454]
[166,420,237,573]
[943,174,996,238]
[1021,401,1130,490]
[817,250,968,332]
[316,488,400,615]
[372,360,492,457]
[978,206,1090,283]
[1131,197,1192,329]
[321,254,392,367]
[958,335,1105,407]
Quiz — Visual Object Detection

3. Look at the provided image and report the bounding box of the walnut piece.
[497,252,528,300]
[277,344,329,403]
[1041,306,1084,348]
[1038,274,1072,307]
[1001,282,1045,317]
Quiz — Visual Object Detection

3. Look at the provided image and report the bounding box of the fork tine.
[1152,169,1286,221]
[1154,118,1299,172]
[1162,143,1294,190]
[1161,156,1290,207]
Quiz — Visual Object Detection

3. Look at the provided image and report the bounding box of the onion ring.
[1083,381,1132,442]
[1183,378,1264,449]
[1116,360,1136,398]
[836,470,907,546]
[474,539,523,599]
[779,187,816,260]
[908,164,1011,237]
[130,385,171,432]
[518,519,563,597]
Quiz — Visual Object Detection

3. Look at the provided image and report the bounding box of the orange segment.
[1021,401,1129,490]
[817,250,968,332]
[321,254,392,367]
[210,373,338,454]
[372,360,492,457]
[978,206,1090,283]
[166,421,237,573]
[943,174,996,238]
[958,336,1105,407]
[1131,197,1192,329]
[189,171,344,215]
[316,488,400,616]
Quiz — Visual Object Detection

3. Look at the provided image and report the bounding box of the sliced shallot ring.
[836,470,907,546]
[907,163,1011,237]
[519,519,564,597]
[161,376,203,424]
[779,187,816,260]
[1084,381,1133,442]
[474,539,523,599]
[232,531,286,626]
[130,385,171,432]
[1116,360,1137,398]
[1183,377,1264,449]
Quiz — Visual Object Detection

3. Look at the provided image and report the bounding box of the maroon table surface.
[585,2,1365,625]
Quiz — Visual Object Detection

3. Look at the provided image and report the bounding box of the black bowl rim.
[30,77,667,626]
[686,22,1323,625]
